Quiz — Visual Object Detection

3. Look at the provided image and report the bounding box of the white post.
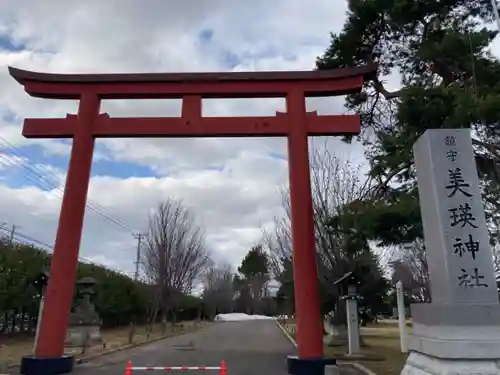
[490,0,500,32]
[345,285,360,355]
[33,296,44,354]
[396,281,408,353]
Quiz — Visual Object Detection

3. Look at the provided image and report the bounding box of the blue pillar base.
[20,355,75,375]
[287,355,337,375]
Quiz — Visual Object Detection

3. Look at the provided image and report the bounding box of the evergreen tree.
[316,0,500,249]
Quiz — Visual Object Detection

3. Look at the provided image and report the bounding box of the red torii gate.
[9,64,376,375]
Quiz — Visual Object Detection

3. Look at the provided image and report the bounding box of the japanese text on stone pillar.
[443,135,488,289]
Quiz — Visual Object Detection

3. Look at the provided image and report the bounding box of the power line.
[2,225,52,251]
[0,135,135,232]
[0,135,137,234]
[0,223,131,277]
[0,136,146,277]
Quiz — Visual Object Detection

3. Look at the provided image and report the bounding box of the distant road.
[75,320,295,375]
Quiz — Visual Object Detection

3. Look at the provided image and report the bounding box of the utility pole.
[133,233,145,281]
[130,232,145,339]
[9,224,19,245]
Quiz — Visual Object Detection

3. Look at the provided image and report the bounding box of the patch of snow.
[276,314,291,320]
[214,313,276,321]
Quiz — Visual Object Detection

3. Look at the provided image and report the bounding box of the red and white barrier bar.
[131,367,221,371]
[125,360,226,374]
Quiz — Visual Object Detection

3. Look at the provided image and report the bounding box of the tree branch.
[372,77,403,100]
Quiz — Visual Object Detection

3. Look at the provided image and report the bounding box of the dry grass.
[0,321,209,370]
[281,320,408,375]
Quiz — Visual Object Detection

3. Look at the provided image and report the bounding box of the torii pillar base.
[287,356,337,375]
[20,355,74,375]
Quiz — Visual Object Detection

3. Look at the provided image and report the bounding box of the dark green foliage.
[234,245,272,315]
[316,0,500,246]
[0,238,201,336]
[276,257,294,309]
[340,191,423,246]
[0,240,51,318]
[323,201,391,315]
[237,245,269,280]
[274,227,390,318]
[357,261,391,316]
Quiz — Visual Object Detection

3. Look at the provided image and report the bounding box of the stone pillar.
[396,281,408,353]
[33,297,45,354]
[345,285,360,355]
[401,129,500,375]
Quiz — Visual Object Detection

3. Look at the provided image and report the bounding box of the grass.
[280,319,409,375]
[0,321,209,370]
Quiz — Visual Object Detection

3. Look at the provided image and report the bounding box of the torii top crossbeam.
[8,64,377,138]
[9,65,376,99]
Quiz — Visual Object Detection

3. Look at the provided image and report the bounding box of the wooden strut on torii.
[8,63,377,362]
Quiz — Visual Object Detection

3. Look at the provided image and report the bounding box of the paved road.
[76,320,294,375]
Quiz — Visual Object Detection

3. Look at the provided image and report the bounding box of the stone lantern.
[334,271,362,355]
[65,276,102,349]
[31,271,49,296]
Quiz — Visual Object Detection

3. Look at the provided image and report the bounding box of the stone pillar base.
[401,352,500,375]
[401,303,500,374]
[408,303,500,359]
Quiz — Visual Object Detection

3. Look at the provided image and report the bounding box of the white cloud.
[0,0,368,276]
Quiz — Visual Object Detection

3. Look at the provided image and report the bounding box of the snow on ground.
[214,313,276,321]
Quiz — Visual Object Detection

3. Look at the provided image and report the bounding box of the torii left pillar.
[9,64,377,375]
[21,93,98,375]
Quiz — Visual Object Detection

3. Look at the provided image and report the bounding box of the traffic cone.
[219,360,226,375]
[124,360,133,375]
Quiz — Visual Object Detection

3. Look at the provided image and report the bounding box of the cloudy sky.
[0,0,393,278]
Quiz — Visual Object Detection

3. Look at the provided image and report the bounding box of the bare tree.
[141,198,210,331]
[264,197,293,281]
[202,260,234,319]
[390,239,431,302]
[493,247,500,278]
[264,142,375,336]
[486,224,500,278]
[392,236,500,302]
